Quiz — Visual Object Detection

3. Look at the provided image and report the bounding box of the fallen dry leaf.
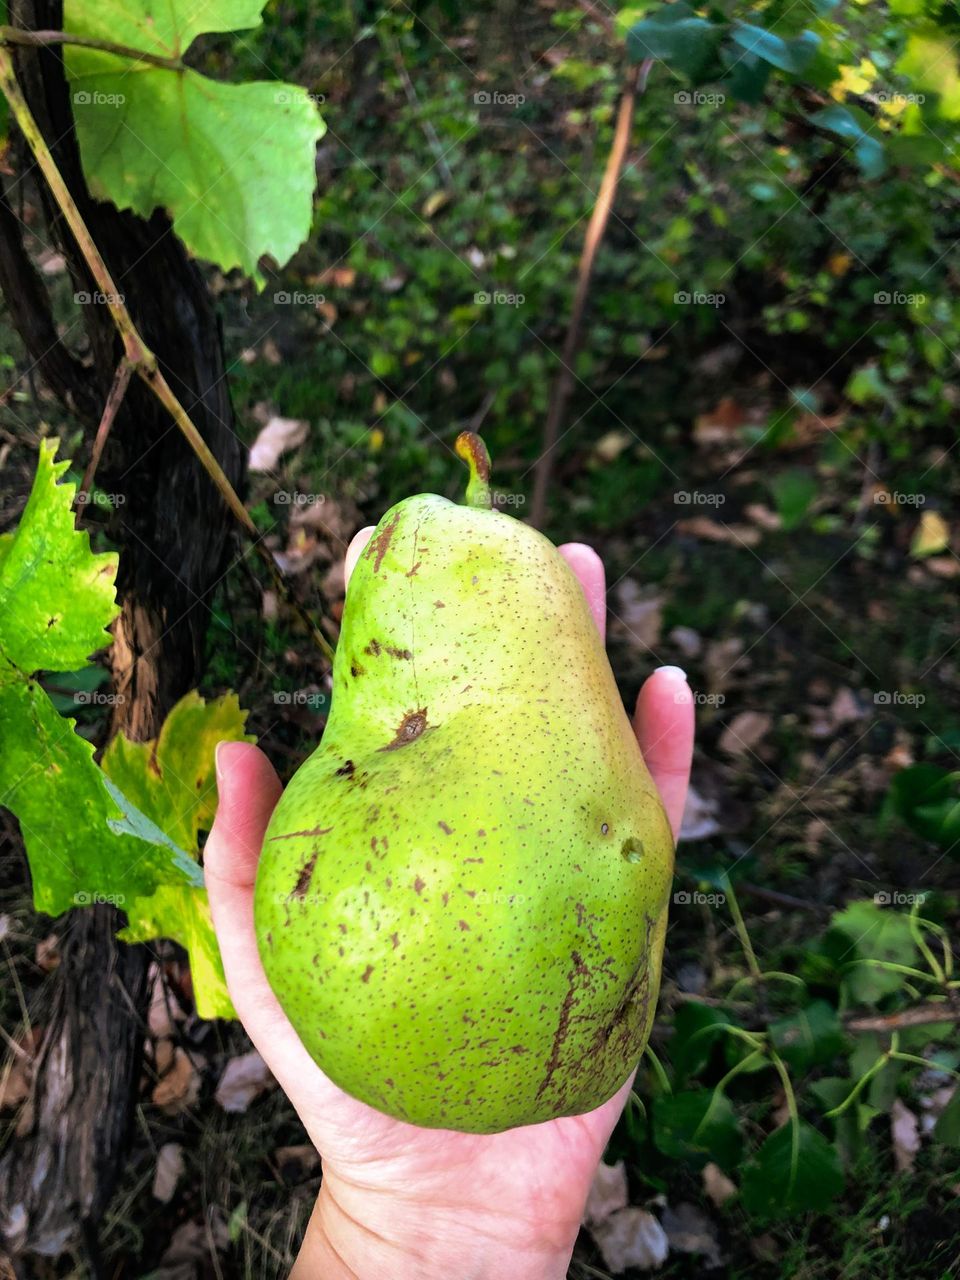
[910,510,950,558]
[153,1142,185,1203]
[152,1047,202,1115]
[694,395,747,445]
[703,636,747,693]
[719,711,772,756]
[744,503,782,532]
[891,1098,920,1172]
[677,517,761,548]
[249,416,309,473]
[924,555,960,579]
[589,1207,670,1273]
[662,1201,723,1267]
[702,1161,737,1208]
[215,1050,275,1114]
[669,625,702,659]
[679,785,723,842]
[583,1159,629,1227]
[160,1213,229,1271]
[612,581,663,651]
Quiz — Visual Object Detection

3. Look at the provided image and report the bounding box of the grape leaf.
[0,443,203,920]
[0,438,117,673]
[63,0,325,285]
[102,690,255,1019]
[0,443,240,1020]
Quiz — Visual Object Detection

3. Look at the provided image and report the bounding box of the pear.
[253,434,674,1133]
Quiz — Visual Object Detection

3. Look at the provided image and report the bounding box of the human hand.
[205,534,694,1279]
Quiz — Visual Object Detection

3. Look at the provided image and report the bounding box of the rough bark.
[0,0,244,1258]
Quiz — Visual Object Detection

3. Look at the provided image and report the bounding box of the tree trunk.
[0,0,244,1259]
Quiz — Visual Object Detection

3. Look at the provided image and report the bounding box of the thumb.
[205,741,283,889]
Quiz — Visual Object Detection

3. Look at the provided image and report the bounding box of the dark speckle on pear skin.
[253,470,674,1134]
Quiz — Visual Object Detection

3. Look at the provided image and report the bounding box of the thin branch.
[0,47,336,665]
[845,1003,960,1034]
[529,62,649,529]
[0,26,184,72]
[77,358,133,505]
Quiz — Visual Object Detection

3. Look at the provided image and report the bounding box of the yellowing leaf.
[830,59,877,101]
[102,692,255,1019]
[910,510,950,558]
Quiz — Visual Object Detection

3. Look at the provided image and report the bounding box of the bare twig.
[0,46,336,665]
[845,1003,960,1034]
[529,62,650,528]
[77,358,133,505]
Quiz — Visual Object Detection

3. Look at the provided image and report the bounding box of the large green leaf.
[741,1121,844,1218]
[627,3,722,79]
[652,1088,742,1167]
[826,901,918,1004]
[729,24,820,75]
[63,0,325,285]
[808,105,887,179]
[769,1001,845,1071]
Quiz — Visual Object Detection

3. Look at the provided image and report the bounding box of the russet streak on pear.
[254,433,675,1133]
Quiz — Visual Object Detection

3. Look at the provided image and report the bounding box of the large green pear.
[254,435,674,1133]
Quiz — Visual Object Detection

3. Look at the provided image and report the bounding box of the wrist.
[292,1170,578,1280]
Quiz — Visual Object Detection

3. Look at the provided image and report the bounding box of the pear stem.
[455,432,492,509]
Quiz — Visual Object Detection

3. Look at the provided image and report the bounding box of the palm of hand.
[205,538,693,1251]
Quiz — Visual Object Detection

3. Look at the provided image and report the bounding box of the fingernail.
[214,741,228,783]
[656,664,687,681]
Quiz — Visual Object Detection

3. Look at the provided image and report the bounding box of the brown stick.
[529,63,646,528]
[76,357,132,505]
[845,1003,960,1034]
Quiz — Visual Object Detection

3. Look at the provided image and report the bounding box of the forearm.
[291,1176,578,1280]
